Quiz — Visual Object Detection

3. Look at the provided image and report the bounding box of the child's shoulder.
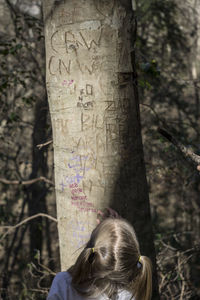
[47,271,73,300]
[53,271,72,283]
[117,289,134,300]
[50,272,134,300]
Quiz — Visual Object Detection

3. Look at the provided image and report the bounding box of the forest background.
[0,0,200,299]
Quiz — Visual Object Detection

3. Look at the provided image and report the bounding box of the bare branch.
[158,127,200,165]
[28,288,48,295]
[37,140,53,150]
[0,213,57,241]
[140,103,164,125]
[0,176,54,186]
[35,250,56,276]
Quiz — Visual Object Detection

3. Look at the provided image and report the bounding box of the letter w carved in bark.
[79,29,102,50]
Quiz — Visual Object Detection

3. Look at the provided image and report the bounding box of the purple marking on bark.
[60,181,67,192]
[75,173,84,183]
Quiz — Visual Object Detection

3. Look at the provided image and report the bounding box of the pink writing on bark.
[62,79,74,86]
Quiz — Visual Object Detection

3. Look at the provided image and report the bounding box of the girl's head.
[70,218,152,300]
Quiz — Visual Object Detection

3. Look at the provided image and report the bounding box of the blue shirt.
[47,272,134,300]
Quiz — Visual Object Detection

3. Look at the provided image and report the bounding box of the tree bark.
[27,94,50,262]
[43,1,159,297]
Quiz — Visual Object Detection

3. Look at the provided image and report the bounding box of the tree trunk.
[43,1,159,297]
[28,95,49,261]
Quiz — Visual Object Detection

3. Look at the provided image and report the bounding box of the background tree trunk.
[27,94,52,264]
[43,0,159,298]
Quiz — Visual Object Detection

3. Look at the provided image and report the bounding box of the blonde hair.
[69,218,152,300]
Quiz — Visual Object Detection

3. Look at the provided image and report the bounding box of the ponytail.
[133,255,152,300]
[69,246,103,297]
[70,247,95,285]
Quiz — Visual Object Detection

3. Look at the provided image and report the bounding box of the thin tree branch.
[28,288,48,295]
[37,140,53,149]
[35,250,57,276]
[140,103,164,125]
[0,213,57,241]
[0,176,54,186]
[158,127,200,165]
